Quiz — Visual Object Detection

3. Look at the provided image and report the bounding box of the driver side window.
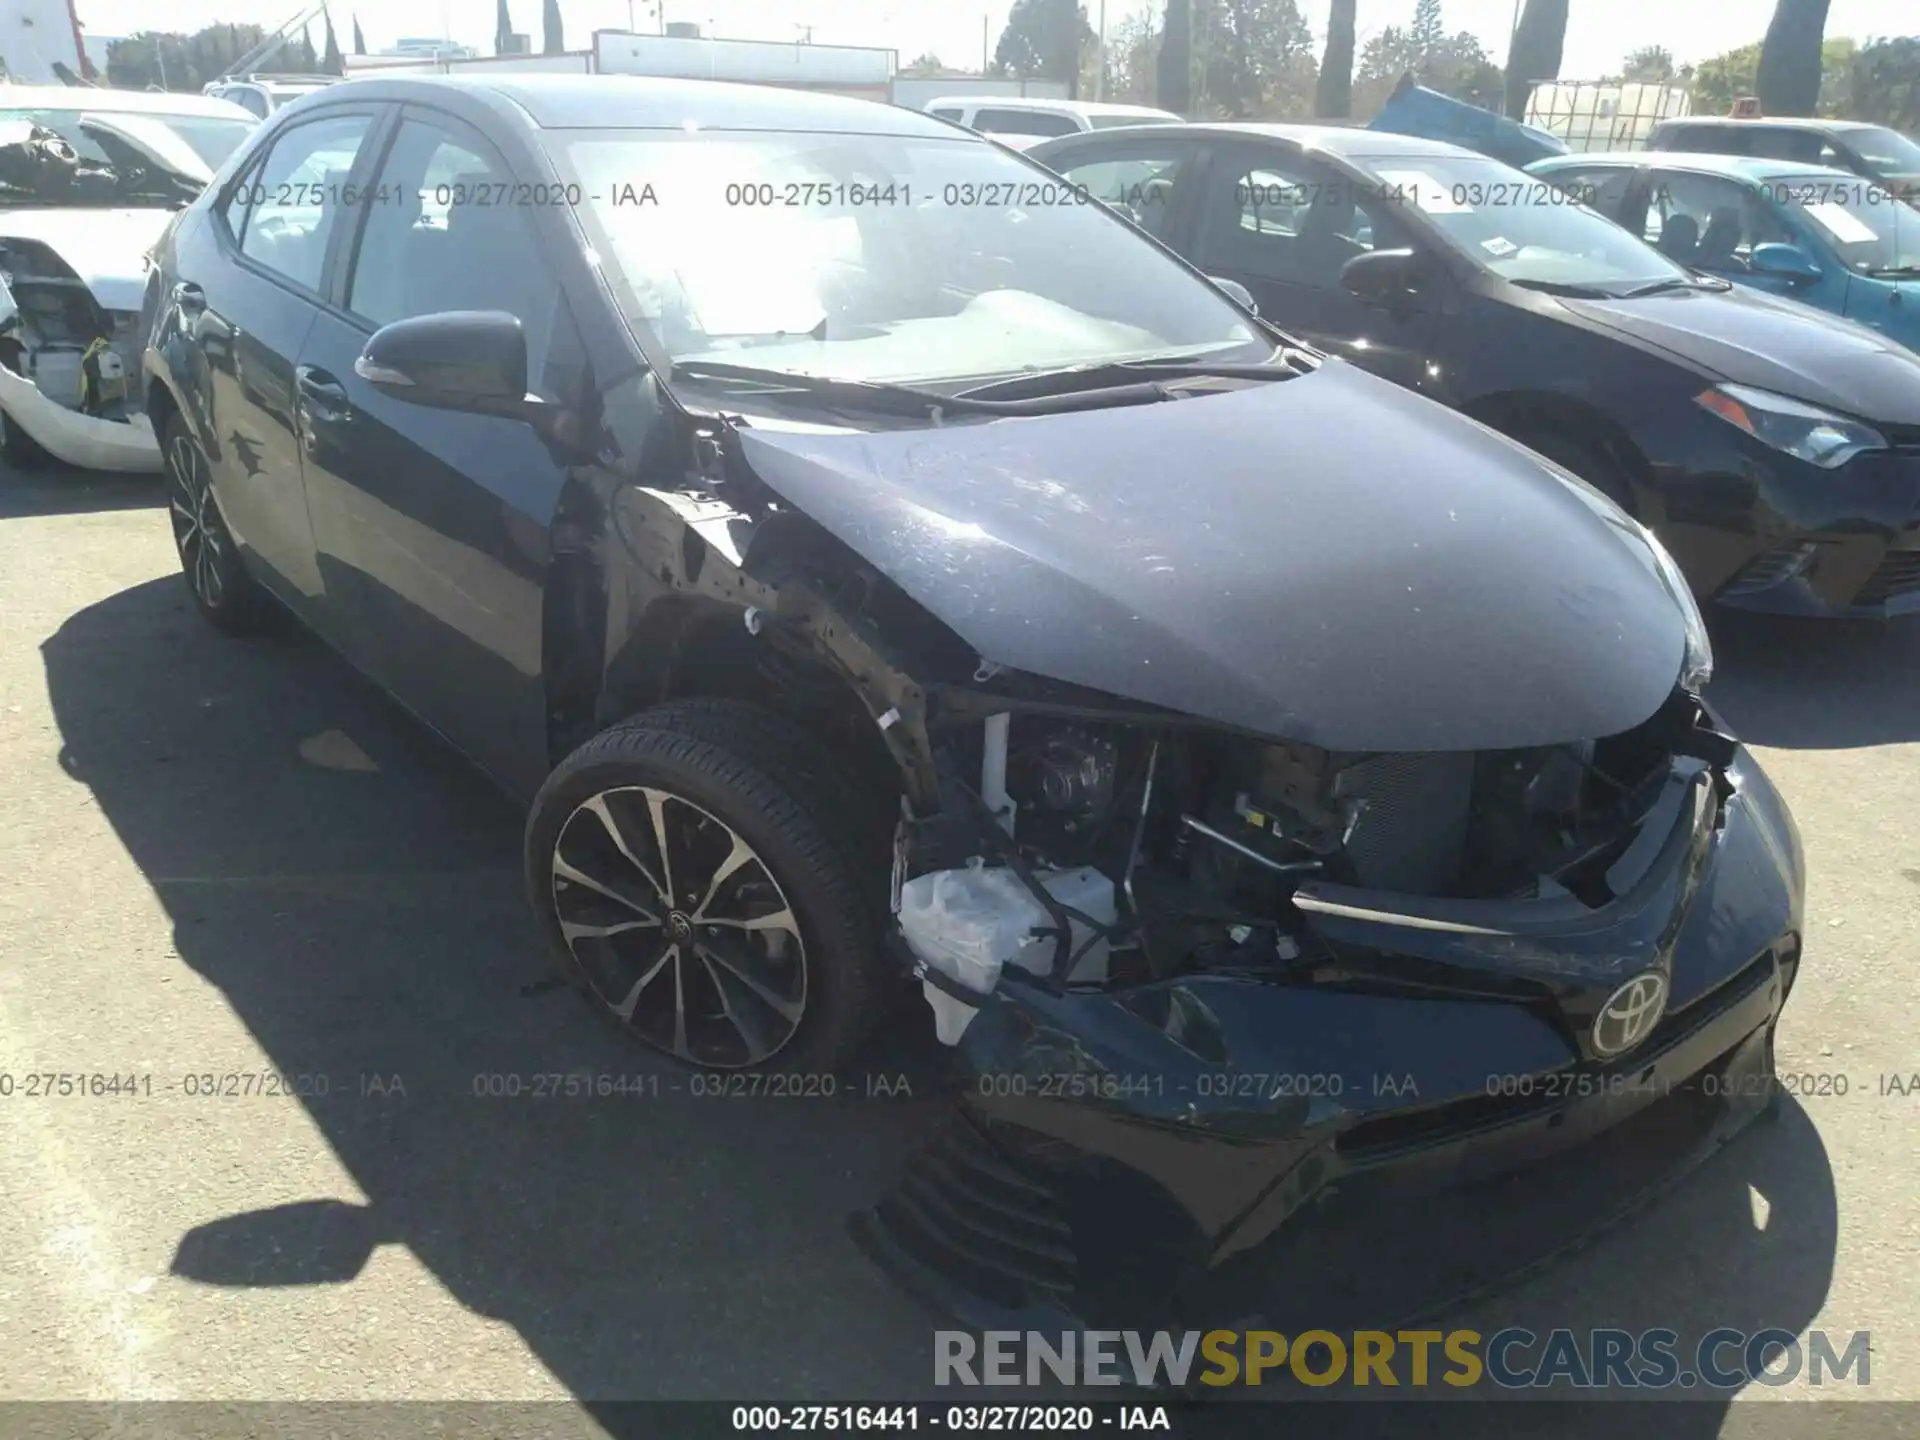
[1045,143,1196,241]
[1200,152,1395,290]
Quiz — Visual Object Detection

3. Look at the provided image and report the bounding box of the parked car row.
[1030,122,1920,619]
[125,73,1829,1333]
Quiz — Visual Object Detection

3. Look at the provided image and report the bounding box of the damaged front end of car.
[854,673,1801,1331]
[651,365,1808,1331]
[0,122,165,472]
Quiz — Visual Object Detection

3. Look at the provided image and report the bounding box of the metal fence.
[1524,80,1693,152]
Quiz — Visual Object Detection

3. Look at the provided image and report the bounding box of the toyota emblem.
[1591,972,1669,1058]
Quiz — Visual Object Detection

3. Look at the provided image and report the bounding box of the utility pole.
[1096,0,1106,99]
[981,14,987,73]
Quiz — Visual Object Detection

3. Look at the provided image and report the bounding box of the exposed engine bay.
[893,684,1734,1040]
[0,237,140,425]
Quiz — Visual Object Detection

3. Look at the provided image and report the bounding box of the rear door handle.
[171,281,205,313]
[295,365,350,428]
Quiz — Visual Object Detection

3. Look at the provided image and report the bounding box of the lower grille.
[1855,551,1920,607]
[1719,542,1817,598]
[869,1113,1079,1308]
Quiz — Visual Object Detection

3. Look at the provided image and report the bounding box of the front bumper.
[855,747,1805,1331]
[0,363,161,473]
[1655,444,1920,619]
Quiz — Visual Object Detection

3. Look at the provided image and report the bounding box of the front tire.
[162,412,274,635]
[525,705,887,1074]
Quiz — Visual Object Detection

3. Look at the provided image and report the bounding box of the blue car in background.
[1528,151,1920,351]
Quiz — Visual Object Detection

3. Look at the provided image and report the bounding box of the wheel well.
[146,374,180,443]
[577,600,901,810]
[1460,391,1651,507]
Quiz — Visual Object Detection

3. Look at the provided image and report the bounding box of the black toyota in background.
[141,74,1804,1332]
[1031,124,1920,618]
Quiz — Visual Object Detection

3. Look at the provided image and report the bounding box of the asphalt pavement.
[1,459,1917,1436]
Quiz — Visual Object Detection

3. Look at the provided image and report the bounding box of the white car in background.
[0,85,256,473]
[202,73,340,120]
[921,96,1182,150]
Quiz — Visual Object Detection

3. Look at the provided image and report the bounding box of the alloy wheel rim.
[167,433,225,608]
[551,786,808,1068]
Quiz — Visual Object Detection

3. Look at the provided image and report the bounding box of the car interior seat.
[1697,206,1745,269]
[1657,211,1700,265]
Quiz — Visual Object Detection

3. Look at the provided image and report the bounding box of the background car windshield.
[1771,173,1919,274]
[0,107,252,205]
[1355,153,1686,292]
[1848,127,1920,180]
[558,128,1266,385]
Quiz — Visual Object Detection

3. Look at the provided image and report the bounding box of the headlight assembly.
[1637,523,1714,694]
[1696,383,1887,469]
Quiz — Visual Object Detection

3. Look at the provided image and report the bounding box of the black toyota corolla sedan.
[142,75,1804,1328]
[1030,123,1920,618]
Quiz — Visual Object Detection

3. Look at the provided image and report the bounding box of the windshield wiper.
[1616,276,1726,298]
[668,359,1182,418]
[1510,278,1615,298]
[953,348,1316,402]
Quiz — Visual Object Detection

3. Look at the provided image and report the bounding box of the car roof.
[1533,150,1871,184]
[0,84,256,121]
[1034,120,1483,161]
[924,96,1178,119]
[308,72,964,137]
[1652,116,1879,134]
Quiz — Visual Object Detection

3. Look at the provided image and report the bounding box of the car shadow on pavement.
[0,460,163,520]
[40,577,1840,1421]
[1708,611,1920,749]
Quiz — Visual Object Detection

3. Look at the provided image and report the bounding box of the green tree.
[1314,0,1357,117]
[107,22,324,90]
[903,53,946,75]
[352,15,367,55]
[1103,10,1158,104]
[1409,0,1444,61]
[1757,0,1831,115]
[542,0,564,54]
[994,0,1089,93]
[322,13,344,74]
[1353,21,1497,116]
[1504,0,1568,119]
[1621,45,1675,83]
[1190,0,1314,118]
[1842,35,1920,130]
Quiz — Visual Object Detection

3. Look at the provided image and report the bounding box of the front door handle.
[295,365,349,419]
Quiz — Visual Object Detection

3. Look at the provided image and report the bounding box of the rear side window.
[972,108,1080,138]
[1660,125,1749,156]
[1746,128,1825,164]
[928,107,963,122]
[1046,142,1198,241]
[231,112,373,293]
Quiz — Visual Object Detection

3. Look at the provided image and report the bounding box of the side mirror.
[1209,276,1259,314]
[354,310,529,416]
[1749,242,1822,285]
[1340,247,1424,306]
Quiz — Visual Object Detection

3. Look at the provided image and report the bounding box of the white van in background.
[922,97,1181,149]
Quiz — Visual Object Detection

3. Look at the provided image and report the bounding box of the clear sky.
[67,0,1917,76]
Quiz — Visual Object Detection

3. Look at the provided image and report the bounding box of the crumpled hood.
[0,209,173,312]
[1560,285,1920,424]
[736,361,1689,752]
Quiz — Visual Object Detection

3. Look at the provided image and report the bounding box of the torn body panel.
[0,227,161,472]
[857,740,1803,1329]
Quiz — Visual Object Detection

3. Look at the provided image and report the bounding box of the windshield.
[554,128,1267,387]
[1770,173,1920,274]
[0,107,252,207]
[1847,127,1920,181]
[1353,152,1689,293]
